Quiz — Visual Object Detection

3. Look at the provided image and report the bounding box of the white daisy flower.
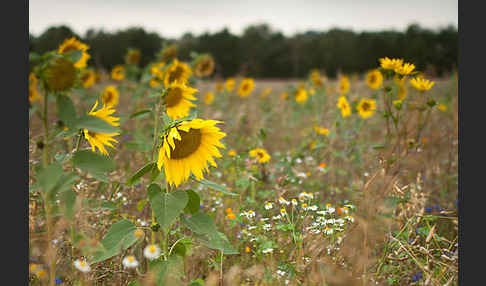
[295,158,302,164]
[122,255,139,268]
[264,202,273,210]
[262,248,274,254]
[272,215,282,220]
[308,205,318,211]
[276,269,286,276]
[74,259,91,273]
[345,215,355,222]
[144,244,161,260]
[278,197,290,205]
[248,225,257,230]
[323,227,334,235]
[316,210,327,216]
[263,224,272,231]
[326,204,335,214]
[260,217,269,222]
[291,199,298,206]
[296,172,307,179]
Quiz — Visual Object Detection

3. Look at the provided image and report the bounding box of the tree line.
[29,23,457,79]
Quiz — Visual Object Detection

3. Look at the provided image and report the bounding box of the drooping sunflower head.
[249,148,271,164]
[410,76,435,92]
[163,82,198,119]
[337,96,351,117]
[111,65,125,81]
[366,69,383,90]
[356,98,377,119]
[83,101,120,155]
[339,76,350,95]
[204,92,214,105]
[125,48,141,65]
[160,45,178,62]
[101,85,119,107]
[194,55,215,78]
[157,119,226,187]
[80,69,96,88]
[238,78,255,98]
[44,57,76,92]
[295,87,308,104]
[225,78,235,92]
[163,59,192,88]
[58,37,91,69]
[379,57,404,71]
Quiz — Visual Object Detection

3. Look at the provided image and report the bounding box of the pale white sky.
[29,0,458,38]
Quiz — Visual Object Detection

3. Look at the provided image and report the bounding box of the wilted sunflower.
[410,76,435,91]
[163,82,197,119]
[365,69,383,90]
[160,45,178,62]
[111,65,125,81]
[356,98,377,119]
[339,76,350,95]
[163,59,192,88]
[295,87,308,104]
[194,55,215,77]
[80,69,96,88]
[101,85,119,107]
[44,57,76,92]
[237,78,255,98]
[204,92,214,105]
[125,48,141,65]
[58,37,91,69]
[83,101,120,155]
[337,96,351,117]
[157,119,226,187]
[379,57,404,71]
[225,78,235,92]
[249,148,271,163]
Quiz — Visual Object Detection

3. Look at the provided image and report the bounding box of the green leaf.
[150,164,162,182]
[73,150,116,178]
[181,212,217,235]
[64,50,83,63]
[372,144,386,150]
[91,219,138,263]
[137,199,148,212]
[147,184,188,231]
[60,189,77,220]
[37,163,63,194]
[148,255,184,285]
[195,178,238,196]
[129,109,152,119]
[126,162,156,186]
[183,190,200,214]
[75,115,120,134]
[56,94,78,128]
[195,231,239,254]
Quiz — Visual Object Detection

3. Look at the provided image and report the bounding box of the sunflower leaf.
[64,50,83,64]
[91,219,138,263]
[147,184,188,231]
[126,162,156,186]
[75,115,120,134]
[73,150,116,177]
[129,109,152,119]
[194,178,238,196]
[56,94,78,129]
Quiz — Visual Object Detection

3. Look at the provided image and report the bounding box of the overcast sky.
[29,0,458,38]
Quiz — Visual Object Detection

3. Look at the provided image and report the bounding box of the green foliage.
[147,184,188,231]
[91,219,138,263]
[126,162,156,186]
[72,150,116,181]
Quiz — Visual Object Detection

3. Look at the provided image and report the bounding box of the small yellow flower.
[437,104,447,111]
[245,246,251,253]
[204,92,214,105]
[410,76,435,91]
[111,65,125,81]
[228,149,237,157]
[215,82,224,93]
[225,78,235,92]
[295,87,308,104]
[249,148,271,163]
[309,88,315,95]
[313,126,329,136]
[194,55,215,77]
[80,69,96,88]
[339,76,350,95]
[379,57,403,71]
[365,69,383,90]
[163,59,192,87]
[394,62,415,76]
[337,96,351,117]
[356,98,377,119]
[238,78,255,97]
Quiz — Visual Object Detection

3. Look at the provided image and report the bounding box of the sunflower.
[160,45,178,62]
[397,84,408,100]
[249,148,271,163]
[365,69,383,90]
[379,57,404,71]
[149,79,162,87]
[29,72,38,86]
[395,62,415,76]
[163,82,198,119]
[225,78,235,92]
[313,126,329,135]
[58,37,91,69]
[215,82,224,93]
[125,48,141,65]
[194,55,215,77]
[295,87,308,104]
[281,91,289,100]
[339,76,350,95]
[310,69,323,88]
[356,98,377,119]
[204,92,214,105]
[83,101,120,155]
[238,78,255,98]
[80,69,96,88]
[163,59,192,88]
[157,119,226,187]
[151,62,166,80]
[44,57,76,92]
[111,65,125,81]
[410,77,435,91]
[101,85,119,107]
[337,96,351,117]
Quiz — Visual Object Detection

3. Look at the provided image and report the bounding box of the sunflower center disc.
[104,92,113,104]
[165,87,183,107]
[62,45,78,53]
[171,129,202,159]
[362,102,370,111]
[168,66,184,83]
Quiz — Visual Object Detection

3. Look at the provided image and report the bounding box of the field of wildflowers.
[29,40,458,285]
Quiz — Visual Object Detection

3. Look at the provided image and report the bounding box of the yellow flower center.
[127,256,134,262]
[361,102,371,111]
[104,91,114,104]
[149,245,156,253]
[171,128,202,159]
[80,261,86,267]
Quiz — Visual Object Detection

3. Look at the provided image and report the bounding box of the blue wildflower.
[55,278,62,285]
[199,205,204,210]
[425,207,432,213]
[412,272,423,282]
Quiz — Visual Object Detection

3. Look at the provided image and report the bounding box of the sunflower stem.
[42,90,50,167]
